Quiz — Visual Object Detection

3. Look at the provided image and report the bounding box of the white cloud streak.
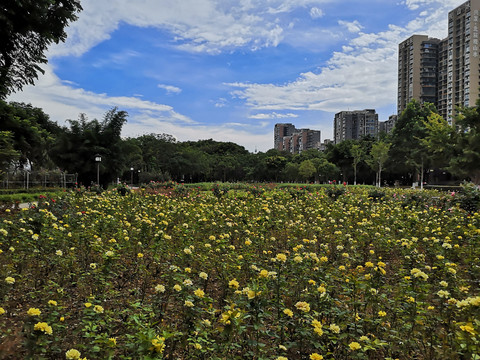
[158,84,182,94]
[249,112,299,119]
[338,20,363,33]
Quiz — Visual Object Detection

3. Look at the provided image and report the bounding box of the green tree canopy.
[366,141,390,187]
[448,104,480,183]
[298,159,316,182]
[389,100,436,184]
[0,0,82,98]
[0,131,20,174]
[0,100,61,170]
[51,108,128,187]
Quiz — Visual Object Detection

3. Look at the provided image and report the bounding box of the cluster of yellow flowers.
[295,301,310,312]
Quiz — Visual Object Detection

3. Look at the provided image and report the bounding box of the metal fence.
[1,171,78,189]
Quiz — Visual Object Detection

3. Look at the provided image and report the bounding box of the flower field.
[1,186,480,359]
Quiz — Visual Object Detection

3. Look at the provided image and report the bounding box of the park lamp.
[94,154,102,185]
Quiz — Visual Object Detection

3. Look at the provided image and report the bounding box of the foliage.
[421,113,455,170]
[0,0,82,98]
[0,131,20,174]
[350,144,365,185]
[389,100,435,183]
[366,141,390,187]
[457,182,480,213]
[0,101,61,170]
[325,185,346,200]
[298,160,316,182]
[449,104,480,184]
[51,108,128,187]
[367,188,386,202]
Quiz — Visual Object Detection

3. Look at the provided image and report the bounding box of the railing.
[1,171,77,189]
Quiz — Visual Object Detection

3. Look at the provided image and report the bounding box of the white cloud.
[213,98,228,108]
[228,1,458,116]
[158,84,182,94]
[6,64,272,151]
[47,0,335,57]
[338,20,363,33]
[310,7,324,19]
[92,50,141,68]
[249,112,299,119]
[7,64,194,125]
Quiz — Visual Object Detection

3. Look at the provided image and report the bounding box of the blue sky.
[8,0,467,152]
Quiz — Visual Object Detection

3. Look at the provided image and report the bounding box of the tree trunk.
[420,161,424,191]
[378,163,382,187]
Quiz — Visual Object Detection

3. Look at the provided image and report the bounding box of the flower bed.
[0,187,479,359]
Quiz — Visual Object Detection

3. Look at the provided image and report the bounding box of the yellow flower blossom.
[349,341,361,350]
[65,349,82,359]
[329,323,340,333]
[5,277,15,285]
[460,323,476,336]
[259,269,269,278]
[151,336,166,353]
[155,284,166,293]
[295,301,310,312]
[229,279,239,289]
[310,354,324,360]
[34,322,53,335]
[194,288,205,298]
[276,253,287,262]
[283,308,293,317]
[27,308,41,316]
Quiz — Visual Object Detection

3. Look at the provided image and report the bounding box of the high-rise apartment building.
[398,0,480,122]
[274,124,321,153]
[445,0,480,118]
[334,109,379,144]
[397,35,441,115]
[379,115,397,134]
[274,123,296,151]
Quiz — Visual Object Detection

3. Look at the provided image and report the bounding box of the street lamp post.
[130,167,134,186]
[94,154,102,185]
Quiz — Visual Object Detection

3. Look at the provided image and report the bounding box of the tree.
[326,140,355,182]
[265,152,288,182]
[0,101,61,170]
[51,108,128,187]
[447,104,480,183]
[421,113,455,168]
[298,160,316,182]
[366,141,391,187]
[350,144,365,185]
[0,131,20,175]
[0,0,82,98]
[313,157,339,183]
[283,162,299,182]
[389,100,435,186]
